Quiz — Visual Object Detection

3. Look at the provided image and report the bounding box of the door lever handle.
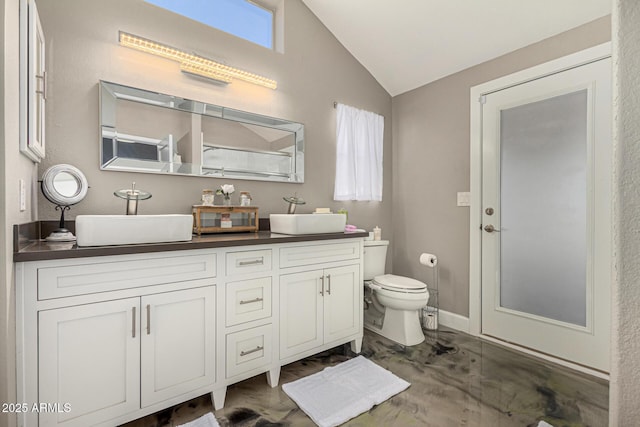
[484,224,500,233]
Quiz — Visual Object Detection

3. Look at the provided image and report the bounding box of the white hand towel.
[177,412,220,427]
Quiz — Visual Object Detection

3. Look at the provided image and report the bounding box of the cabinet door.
[141,287,215,407]
[279,270,324,359]
[39,298,140,427]
[27,0,46,160]
[323,264,361,343]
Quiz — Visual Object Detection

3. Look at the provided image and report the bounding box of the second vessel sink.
[76,214,193,246]
[269,213,346,235]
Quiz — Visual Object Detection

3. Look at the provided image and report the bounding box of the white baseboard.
[437,309,469,333]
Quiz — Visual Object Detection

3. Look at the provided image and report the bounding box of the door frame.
[468,42,611,375]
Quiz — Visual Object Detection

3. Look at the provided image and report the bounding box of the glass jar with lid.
[240,191,252,206]
[201,189,214,206]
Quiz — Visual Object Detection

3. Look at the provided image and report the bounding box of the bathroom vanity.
[14,231,365,427]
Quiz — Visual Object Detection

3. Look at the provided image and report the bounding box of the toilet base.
[364,305,425,346]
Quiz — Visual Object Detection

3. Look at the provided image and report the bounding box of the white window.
[145,0,275,49]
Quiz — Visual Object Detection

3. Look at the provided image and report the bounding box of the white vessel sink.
[269,213,346,235]
[76,215,193,246]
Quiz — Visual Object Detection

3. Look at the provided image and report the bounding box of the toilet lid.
[372,274,427,292]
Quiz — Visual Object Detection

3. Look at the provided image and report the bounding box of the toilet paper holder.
[419,252,439,331]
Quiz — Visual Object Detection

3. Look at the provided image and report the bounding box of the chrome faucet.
[283,194,305,214]
[114,182,152,215]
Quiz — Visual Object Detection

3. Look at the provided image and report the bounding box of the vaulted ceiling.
[301,0,611,96]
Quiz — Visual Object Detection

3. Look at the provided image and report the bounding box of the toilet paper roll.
[419,253,438,267]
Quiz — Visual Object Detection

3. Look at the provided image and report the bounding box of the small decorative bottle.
[240,191,252,206]
[373,226,382,241]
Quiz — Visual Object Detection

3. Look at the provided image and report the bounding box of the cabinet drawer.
[279,241,360,268]
[226,277,272,326]
[226,324,272,378]
[226,249,272,276]
[38,253,216,300]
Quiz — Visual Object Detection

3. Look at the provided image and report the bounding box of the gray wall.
[36,0,393,242]
[610,0,640,423]
[1,1,40,426]
[391,16,611,317]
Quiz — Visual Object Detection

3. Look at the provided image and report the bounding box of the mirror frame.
[41,164,88,206]
[99,81,305,183]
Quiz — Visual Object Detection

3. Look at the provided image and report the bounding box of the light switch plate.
[19,179,26,211]
[457,191,471,207]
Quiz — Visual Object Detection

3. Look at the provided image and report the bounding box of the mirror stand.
[47,204,74,241]
[40,164,89,242]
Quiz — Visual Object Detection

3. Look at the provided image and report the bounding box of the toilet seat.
[372,274,428,294]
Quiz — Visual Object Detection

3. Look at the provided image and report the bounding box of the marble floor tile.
[122,327,608,427]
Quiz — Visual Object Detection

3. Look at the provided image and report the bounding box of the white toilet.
[363,240,429,346]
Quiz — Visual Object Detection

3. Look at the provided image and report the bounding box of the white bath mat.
[282,355,410,427]
[537,421,554,427]
[176,412,220,427]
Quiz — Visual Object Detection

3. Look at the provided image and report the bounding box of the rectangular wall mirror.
[99,81,304,182]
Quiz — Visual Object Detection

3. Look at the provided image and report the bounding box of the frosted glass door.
[480,57,612,372]
[499,90,587,327]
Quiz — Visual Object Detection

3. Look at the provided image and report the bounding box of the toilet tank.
[363,240,389,280]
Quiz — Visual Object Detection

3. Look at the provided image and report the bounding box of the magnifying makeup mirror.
[40,164,88,241]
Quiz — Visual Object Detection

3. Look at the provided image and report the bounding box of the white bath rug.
[537,421,554,427]
[282,355,410,427]
[176,412,220,427]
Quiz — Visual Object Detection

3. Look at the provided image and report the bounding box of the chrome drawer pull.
[240,346,264,357]
[326,274,331,295]
[239,297,264,305]
[238,258,263,266]
[320,275,325,296]
[146,304,151,335]
[132,306,136,338]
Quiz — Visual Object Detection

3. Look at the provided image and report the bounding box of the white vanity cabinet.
[17,251,218,427]
[213,248,277,410]
[280,265,360,359]
[37,287,215,427]
[278,241,363,362]
[15,237,364,426]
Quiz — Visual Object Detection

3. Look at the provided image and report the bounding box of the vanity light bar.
[119,32,277,90]
[180,62,233,84]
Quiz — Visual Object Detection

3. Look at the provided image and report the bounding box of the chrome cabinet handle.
[240,346,264,357]
[320,276,325,296]
[132,306,136,338]
[238,258,263,266]
[239,297,264,305]
[146,304,151,335]
[484,224,500,233]
[326,274,331,295]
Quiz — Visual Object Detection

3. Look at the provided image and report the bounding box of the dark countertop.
[14,230,369,263]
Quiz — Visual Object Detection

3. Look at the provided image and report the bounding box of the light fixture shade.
[119,32,277,89]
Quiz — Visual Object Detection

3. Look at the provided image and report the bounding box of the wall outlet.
[19,179,26,211]
[457,191,471,207]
